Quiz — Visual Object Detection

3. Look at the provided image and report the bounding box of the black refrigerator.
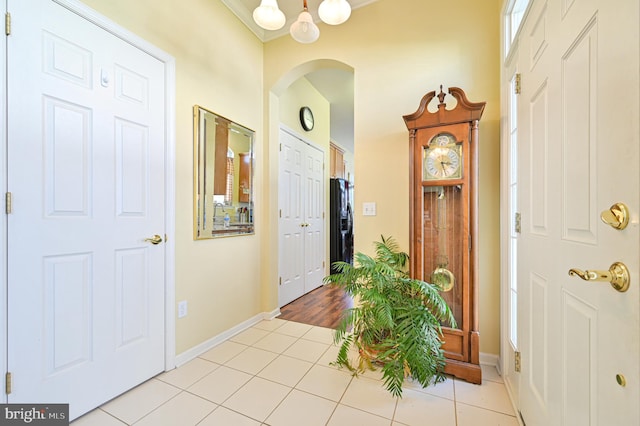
[329,178,353,273]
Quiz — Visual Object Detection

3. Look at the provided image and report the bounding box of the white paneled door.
[513,0,639,424]
[7,0,166,419]
[279,128,325,307]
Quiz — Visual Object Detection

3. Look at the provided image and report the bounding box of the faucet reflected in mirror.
[193,105,255,239]
[213,202,226,226]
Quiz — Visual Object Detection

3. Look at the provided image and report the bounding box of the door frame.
[0,0,177,404]
[499,0,533,416]
[0,0,6,405]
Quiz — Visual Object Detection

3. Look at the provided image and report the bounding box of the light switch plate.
[363,202,377,216]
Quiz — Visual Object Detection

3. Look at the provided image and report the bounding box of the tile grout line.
[96,408,129,426]
[213,321,334,424]
[455,400,520,418]
[453,377,459,426]
[323,366,355,425]
[253,328,316,424]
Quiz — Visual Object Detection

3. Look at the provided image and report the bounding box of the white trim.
[503,371,526,425]
[52,0,172,62]
[279,123,323,150]
[163,59,177,371]
[0,0,7,406]
[479,352,500,368]
[174,309,281,367]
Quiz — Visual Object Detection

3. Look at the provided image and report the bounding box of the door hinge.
[279,209,282,218]
[279,143,282,151]
[514,73,521,95]
[5,12,11,36]
[6,192,12,214]
[323,261,325,268]
[5,372,12,394]
[279,277,282,286]
[515,212,521,233]
[515,351,521,372]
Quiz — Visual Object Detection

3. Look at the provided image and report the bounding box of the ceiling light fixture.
[252,0,286,30]
[253,0,352,43]
[318,0,351,25]
[290,0,320,43]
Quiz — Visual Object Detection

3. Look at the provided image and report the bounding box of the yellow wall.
[264,0,502,354]
[79,0,265,354]
[80,0,503,358]
[279,78,331,149]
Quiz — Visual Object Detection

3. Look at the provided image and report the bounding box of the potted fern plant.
[323,236,455,398]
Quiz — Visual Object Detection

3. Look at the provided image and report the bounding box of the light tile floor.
[72,319,519,426]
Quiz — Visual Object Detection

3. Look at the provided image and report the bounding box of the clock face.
[423,133,461,180]
[300,106,314,131]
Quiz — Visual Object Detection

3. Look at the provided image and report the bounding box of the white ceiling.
[220,0,381,152]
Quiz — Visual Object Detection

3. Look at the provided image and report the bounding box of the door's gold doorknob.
[144,234,163,245]
[568,261,630,292]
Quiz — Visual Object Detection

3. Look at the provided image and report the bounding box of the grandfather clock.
[403,86,485,384]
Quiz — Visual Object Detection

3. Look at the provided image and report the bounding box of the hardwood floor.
[278,284,354,329]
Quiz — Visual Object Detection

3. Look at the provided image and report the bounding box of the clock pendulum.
[431,187,455,292]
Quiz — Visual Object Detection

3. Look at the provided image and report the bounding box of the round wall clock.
[300,106,314,131]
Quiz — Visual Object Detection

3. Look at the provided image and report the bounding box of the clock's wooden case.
[403,86,485,384]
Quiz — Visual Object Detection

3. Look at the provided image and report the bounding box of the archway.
[263,59,355,312]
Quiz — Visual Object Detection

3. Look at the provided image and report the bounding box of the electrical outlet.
[178,300,188,318]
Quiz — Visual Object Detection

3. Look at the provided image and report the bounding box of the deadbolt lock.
[600,203,629,230]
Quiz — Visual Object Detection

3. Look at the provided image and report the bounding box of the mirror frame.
[193,105,255,239]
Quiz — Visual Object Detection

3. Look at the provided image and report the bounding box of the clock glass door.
[423,184,465,328]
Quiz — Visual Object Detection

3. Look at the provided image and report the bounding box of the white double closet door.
[5,0,167,420]
[278,128,325,307]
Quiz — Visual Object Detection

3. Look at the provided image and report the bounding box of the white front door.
[512,0,639,424]
[278,128,325,307]
[7,0,166,419]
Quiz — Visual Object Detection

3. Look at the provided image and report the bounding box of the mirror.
[194,105,254,239]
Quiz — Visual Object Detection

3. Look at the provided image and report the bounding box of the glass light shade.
[318,0,351,25]
[253,0,286,31]
[290,10,320,43]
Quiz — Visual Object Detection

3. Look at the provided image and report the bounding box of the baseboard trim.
[479,352,500,368]
[173,308,282,367]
